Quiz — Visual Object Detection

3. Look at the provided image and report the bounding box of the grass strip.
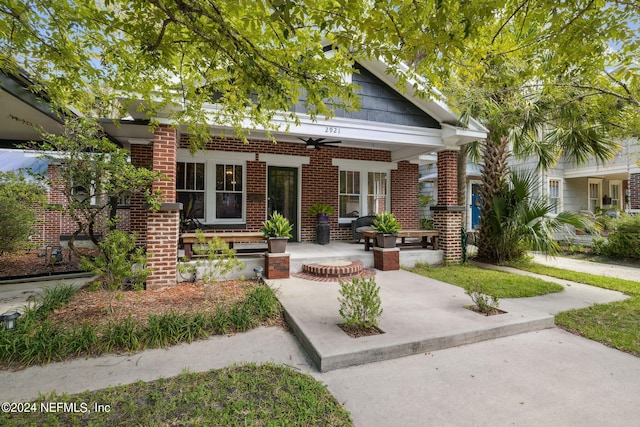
[510,260,640,356]
[0,363,353,427]
[509,261,640,295]
[409,263,564,298]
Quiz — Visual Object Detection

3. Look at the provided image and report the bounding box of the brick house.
[101,59,487,288]
[2,61,488,288]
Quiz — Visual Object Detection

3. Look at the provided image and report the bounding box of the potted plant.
[371,212,401,248]
[308,202,334,223]
[261,211,293,253]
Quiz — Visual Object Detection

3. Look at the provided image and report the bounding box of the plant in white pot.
[261,211,293,253]
[371,212,401,248]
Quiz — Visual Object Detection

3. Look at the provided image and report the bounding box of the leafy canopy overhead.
[1,1,638,148]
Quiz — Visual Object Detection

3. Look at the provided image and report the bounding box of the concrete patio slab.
[274,270,559,372]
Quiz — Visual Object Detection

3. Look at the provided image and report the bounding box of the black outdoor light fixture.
[0,311,21,330]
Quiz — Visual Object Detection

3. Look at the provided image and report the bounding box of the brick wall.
[436,150,458,206]
[433,150,462,262]
[31,164,128,247]
[391,161,419,229]
[130,143,153,244]
[630,173,640,210]
[180,135,393,243]
[146,126,180,289]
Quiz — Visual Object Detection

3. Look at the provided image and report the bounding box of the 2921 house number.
[325,127,340,134]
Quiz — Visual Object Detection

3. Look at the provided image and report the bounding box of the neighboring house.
[421,137,640,233]
[0,70,130,247]
[100,56,487,288]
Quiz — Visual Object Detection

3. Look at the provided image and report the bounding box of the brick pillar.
[630,173,640,210]
[130,143,153,245]
[265,253,290,279]
[146,126,181,289]
[432,150,463,263]
[373,247,400,271]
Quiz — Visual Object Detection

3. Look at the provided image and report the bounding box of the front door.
[267,167,298,241]
[471,182,482,230]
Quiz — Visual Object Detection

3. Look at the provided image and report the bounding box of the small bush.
[191,231,245,285]
[80,230,149,291]
[465,282,500,315]
[599,215,640,260]
[338,277,383,329]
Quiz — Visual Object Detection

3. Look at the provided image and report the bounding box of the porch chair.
[352,215,377,243]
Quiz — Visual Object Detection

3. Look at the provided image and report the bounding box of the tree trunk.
[477,133,510,261]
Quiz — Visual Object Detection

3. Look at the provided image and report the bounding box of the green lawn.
[409,262,564,298]
[513,261,640,357]
[0,364,353,427]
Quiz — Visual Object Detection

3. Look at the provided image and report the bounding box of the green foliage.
[189,231,246,285]
[338,277,383,329]
[261,211,293,238]
[0,283,280,368]
[0,171,46,256]
[597,215,640,260]
[0,364,353,426]
[80,230,149,292]
[32,118,162,257]
[31,284,78,320]
[308,203,335,216]
[464,282,500,315]
[482,169,594,263]
[410,262,563,298]
[371,212,401,235]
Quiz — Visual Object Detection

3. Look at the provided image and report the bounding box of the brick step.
[302,260,364,278]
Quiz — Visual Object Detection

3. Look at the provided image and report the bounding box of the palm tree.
[483,169,594,263]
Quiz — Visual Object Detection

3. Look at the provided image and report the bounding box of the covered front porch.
[177,241,444,283]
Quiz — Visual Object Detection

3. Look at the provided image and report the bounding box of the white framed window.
[177,149,253,224]
[339,171,361,218]
[548,178,561,214]
[333,159,396,222]
[177,162,205,219]
[588,178,602,212]
[215,164,243,220]
[367,172,387,215]
[609,180,622,208]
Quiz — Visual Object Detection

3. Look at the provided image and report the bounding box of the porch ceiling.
[102,116,463,164]
[0,84,64,142]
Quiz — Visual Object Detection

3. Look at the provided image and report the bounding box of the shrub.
[0,171,46,256]
[600,215,640,260]
[191,231,245,284]
[80,229,149,294]
[338,277,383,329]
[465,282,500,315]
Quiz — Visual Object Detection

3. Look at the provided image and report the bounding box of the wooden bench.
[362,229,439,251]
[181,231,266,259]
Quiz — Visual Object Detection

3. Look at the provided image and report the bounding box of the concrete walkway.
[1,257,639,426]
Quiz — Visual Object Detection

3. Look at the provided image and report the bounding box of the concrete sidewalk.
[1,258,639,426]
[531,253,640,282]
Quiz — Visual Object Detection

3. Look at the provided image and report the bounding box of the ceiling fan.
[297,137,342,150]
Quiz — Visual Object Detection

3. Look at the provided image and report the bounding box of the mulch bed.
[0,249,95,281]
[338,323,384,338]
[465,305,507,316]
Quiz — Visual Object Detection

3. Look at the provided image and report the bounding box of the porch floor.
[178,240,444,281]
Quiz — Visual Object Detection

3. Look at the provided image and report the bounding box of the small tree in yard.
[80,228,149,313]
[32,118,163,259]
[338,277,383,329]
[0,171,46,256]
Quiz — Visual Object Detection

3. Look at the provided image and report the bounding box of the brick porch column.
[630,173,640,210]
[432,149,464,262]
[146,126,181,289]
